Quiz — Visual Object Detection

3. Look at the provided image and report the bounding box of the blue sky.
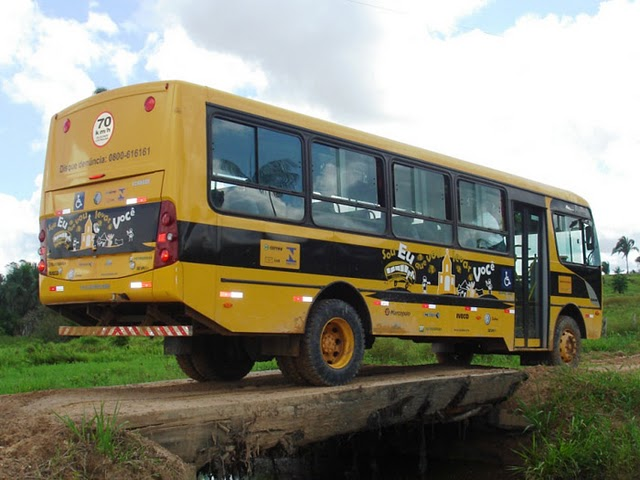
[1,0,639,272]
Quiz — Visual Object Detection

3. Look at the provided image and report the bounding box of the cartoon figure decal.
[382,242,513,298]
[45,203,158,259]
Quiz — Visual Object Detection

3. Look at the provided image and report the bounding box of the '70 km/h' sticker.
[93,111,114,147]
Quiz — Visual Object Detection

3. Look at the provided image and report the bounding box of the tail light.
[38,221,47,275]
[154,201,179,268]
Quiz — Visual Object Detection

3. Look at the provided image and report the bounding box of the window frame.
[310,139,387,235]
[552,212,600,266]
[456,178,509,253]
[208,112,306,223]
[390,159,453,245]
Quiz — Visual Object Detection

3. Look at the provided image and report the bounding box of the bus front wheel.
[276,355,307,385]
[297,299,365,386]
[549,316,581,367]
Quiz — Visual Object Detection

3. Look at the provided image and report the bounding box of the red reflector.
[159,249,170,263]
[144,96,156,112]
[157,233,167,243]
[89,173,106,180]
[63,118,71,133]
[161,212,173,226]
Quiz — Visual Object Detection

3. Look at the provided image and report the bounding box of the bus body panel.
[38,80,601,371]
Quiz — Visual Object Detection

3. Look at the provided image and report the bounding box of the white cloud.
[1,1,140,136]
[144,25,268,94]
[0,179,40,272]
[0,0,35,65]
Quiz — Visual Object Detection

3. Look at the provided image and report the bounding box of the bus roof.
[194,81,589,208]
[54,80,589,208]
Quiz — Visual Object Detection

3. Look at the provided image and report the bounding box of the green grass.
[513,368,640,479]
[0,337,186,395]
[55,402,128,461]
[507,273,640,479]
[0,335,278,395]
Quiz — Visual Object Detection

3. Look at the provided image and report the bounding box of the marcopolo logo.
[384,308,411,317]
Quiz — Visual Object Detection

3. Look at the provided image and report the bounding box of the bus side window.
[210,116,304,222]
[392,163,452,244]
[457,180,507,252]
[211,118,253,181]
[311,142,386,234]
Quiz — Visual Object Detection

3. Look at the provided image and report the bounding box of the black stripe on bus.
[219,277,512,311]
[179,221,387,280]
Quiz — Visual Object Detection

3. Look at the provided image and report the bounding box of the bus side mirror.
[585,225,594,250]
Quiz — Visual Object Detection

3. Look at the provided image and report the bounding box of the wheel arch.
[557,303,586,339]
[312,281,374,348]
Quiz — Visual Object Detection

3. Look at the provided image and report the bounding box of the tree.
[612,236,638,274]
[0,261,39,335]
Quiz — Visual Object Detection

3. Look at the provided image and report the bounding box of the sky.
[0,0,638,273]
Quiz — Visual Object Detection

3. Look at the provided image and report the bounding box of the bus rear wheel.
[297,299,365,386]
[176,354,208,381]
[435,351,474,366]
[549,316,581,367]
[190,336,256,381]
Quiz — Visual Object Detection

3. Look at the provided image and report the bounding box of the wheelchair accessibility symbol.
[501,268,513,289]
[74,192,85,211]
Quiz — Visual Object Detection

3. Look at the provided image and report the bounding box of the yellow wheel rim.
[321,317,355,370]
[559,328,578,364]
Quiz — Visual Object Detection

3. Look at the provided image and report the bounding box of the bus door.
[514,203,548,348]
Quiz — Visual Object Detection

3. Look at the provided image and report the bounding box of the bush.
[612,268,630,294]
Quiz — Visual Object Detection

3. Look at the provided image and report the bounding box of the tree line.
[0,261,65,339]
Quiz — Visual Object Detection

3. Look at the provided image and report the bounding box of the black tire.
[549,316,581,367]
[435,351,474,366]
[297,299,365,386]
[276,355,307,385]
[175,354,208,381]
[191,336,255,381]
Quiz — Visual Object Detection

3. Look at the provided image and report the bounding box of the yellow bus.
[38,80,602,386]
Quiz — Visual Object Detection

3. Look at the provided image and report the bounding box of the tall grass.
[513,368,640,479]
[509,275,640,478]
[55,402,128,460]
[0,336,186,395]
